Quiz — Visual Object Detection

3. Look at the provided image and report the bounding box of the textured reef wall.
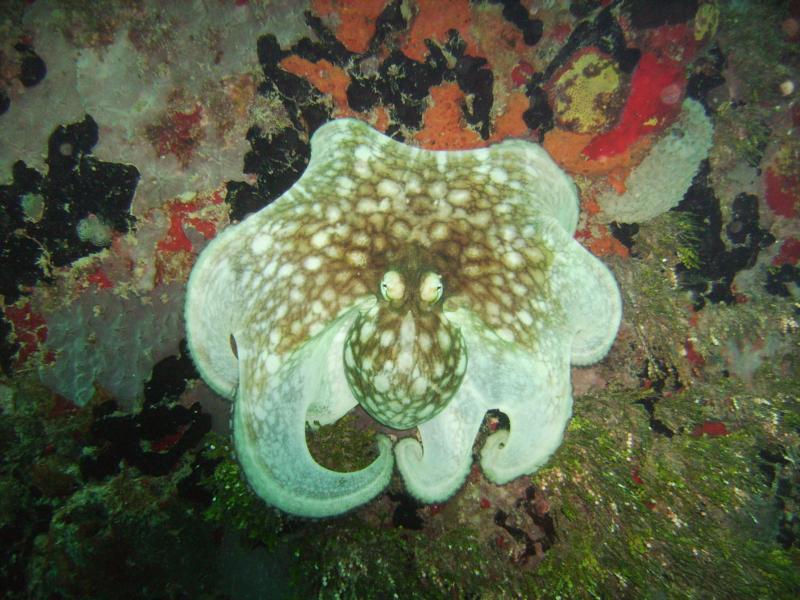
[0,0,799,598]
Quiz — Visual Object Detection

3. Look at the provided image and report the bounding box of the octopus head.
[343,268,467,429]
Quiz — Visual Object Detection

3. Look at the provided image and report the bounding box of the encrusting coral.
[185,118,621,517]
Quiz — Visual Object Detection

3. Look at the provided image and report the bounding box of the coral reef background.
[0,0,798,598]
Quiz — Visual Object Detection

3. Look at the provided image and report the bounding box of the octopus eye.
[380,270,405,302]
[419,272,443,304]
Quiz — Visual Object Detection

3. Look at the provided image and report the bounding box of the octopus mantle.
[185,119,621,517]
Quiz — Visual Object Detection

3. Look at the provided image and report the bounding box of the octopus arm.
[499,140,580,234]
[544,217,622,365]
[476,330,572,484]
[233,310,394,518]
[304,303,370,426]
[395,375,486,503]
[395,307,573,497]
[185,220,251,399]
[450,306,573,485]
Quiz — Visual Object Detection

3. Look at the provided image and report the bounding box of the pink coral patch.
[773,238,800,266]
[690,421,729,438]
[158,198,220,254]
[4,302,48,367]
[765,168,800,219]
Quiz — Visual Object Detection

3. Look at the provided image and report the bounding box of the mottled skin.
[185,119,621,517]
[344,262,468,430]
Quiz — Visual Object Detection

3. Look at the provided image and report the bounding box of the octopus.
[185,119,621,517]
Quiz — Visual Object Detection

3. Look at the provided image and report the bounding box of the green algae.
[531,381,800,600]
[201,433,532,598]
[0,377,220,599]
[201,433,287,550]
[291,522,524,599]
[718,0,799,105]
[306,412,380,472]
[7,372,793,599]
